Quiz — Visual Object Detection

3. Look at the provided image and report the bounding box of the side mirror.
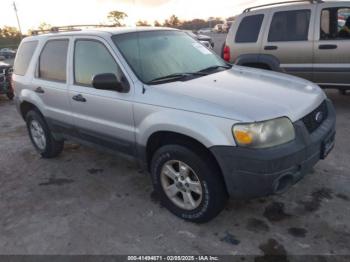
[92,73,129,93]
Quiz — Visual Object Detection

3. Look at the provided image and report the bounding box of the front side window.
[268,10,311,42]
[235,15,264,43]
[13,41,38,76]
[112,31,227,84]
[321,7,350,40]
[39,39,68,82]
[74,40,125,86]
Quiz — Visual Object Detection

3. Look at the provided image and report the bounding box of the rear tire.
[150,144,228,223]
[26,110,64,158]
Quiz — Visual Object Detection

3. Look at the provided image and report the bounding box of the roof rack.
[243,0,323,13]
[31,24,116,36]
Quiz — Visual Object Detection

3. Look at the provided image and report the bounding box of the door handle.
[34,86,45,94]
[72,94,87,102]
[264,45,278,50]
[319,44,338,50]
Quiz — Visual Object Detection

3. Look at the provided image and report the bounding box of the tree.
[38,22,52,31]
[154,20,162,27]
[179,19,208,31]
[0,26,21,38]
[163,15,182,28]
[107,11,128,26]
[0,26,22,49]
[226,16,236,22]
[136,20,151,27]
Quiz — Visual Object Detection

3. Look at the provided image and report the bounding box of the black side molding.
[319,44,337,50]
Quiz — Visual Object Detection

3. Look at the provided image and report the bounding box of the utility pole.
[13,1,23,36]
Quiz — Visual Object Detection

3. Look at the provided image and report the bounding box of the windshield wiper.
[147,72,206,85]
[197,64,232,73]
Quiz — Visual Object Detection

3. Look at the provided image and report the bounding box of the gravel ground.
[0,90,349,257]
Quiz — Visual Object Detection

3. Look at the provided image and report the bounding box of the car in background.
[222,0,350,94]
[185,31,214,48]
[213,24,224,33]
[222,20,234,33]
[0,61,14,100]
[198,28,212,34]
[0,48,16,59]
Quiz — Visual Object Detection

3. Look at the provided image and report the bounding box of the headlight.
[232,117,295,148]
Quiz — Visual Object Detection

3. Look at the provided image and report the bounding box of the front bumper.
[210,99,336,199]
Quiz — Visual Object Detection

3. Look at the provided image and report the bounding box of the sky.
[0,0,273,33]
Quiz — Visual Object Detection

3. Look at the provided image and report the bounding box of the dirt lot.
[0,88,350,257]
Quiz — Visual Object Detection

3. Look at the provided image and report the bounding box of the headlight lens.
[232,117,295,148]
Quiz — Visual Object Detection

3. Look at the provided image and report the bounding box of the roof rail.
[243,0,323,13]
[31,24,116,36]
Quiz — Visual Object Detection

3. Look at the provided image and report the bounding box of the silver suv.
[13,27,336,222]
[223,0,350,93]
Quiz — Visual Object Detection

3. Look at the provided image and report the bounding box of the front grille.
[302,101,328,133]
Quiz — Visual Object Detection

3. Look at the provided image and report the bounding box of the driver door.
[68,36,135,156]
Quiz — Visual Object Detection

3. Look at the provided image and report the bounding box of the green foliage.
[163,15,181,28]
[107,11,128,26]
[136,20,151,27]
[0,26,21,49]
[38,22,52,31]
[154,20,162,27]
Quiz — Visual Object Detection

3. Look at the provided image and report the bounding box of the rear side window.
[235,15,264,43]
[39,39,68,82]
[13,41,38,76]
[268,10,311,42]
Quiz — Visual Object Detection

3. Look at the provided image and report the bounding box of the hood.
[141,66,326,123]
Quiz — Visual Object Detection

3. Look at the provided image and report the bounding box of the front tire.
[26,110,64,158]
[151,144,228,223]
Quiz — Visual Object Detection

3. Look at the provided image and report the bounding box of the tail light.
[223,45,231,62]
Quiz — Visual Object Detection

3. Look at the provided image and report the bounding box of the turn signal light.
[234,130,253,145]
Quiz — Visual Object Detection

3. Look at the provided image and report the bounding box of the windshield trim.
[111,30,229,86]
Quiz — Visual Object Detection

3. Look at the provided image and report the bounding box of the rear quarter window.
[13,41,38,76]
[235,14,264,43]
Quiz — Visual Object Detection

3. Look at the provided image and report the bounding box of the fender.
[235,54,283,72]
[136,110,235,149]
[18,88,47,117]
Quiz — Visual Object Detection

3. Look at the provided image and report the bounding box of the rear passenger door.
[32,38,72,125]
[68,36,135,156]
[262,7,315,81]
[314,3,350,86]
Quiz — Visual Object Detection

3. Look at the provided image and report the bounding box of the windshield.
[112,30,228,84]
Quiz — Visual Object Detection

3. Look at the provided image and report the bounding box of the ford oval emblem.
[315,111,324,123]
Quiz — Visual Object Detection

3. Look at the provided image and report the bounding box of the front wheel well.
[145,131,223,175]
[20,101,41,119]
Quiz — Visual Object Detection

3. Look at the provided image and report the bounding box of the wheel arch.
[235,54,282,72]
[20,100,43,120]
[143,131,227,191]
